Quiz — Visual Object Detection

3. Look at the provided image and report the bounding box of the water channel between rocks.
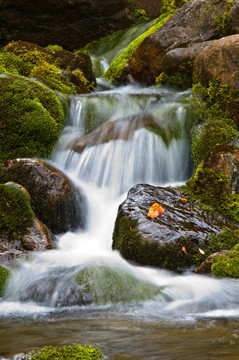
[1,82,239,360]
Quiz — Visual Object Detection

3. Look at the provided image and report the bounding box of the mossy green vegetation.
[0,76,65,161]
[160,0,188,15]
[112,216,201,270]
[1,41,95,94]
[156,61,194,90]
[191,78,239,166]
[211,251,239,278]
[75,265,160,304]
[132,8,149,22]
[20,344,103,360]
[0,265,10,297]
[103,12,173,83]
[214,0,235,38]
[0,183,34,234]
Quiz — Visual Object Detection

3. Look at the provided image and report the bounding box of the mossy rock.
[75,265,161,304]
[0,183,34,235]
[20,344,103,360]
[211,250,239,278]
[0,265,10,297]
[0,76,65,161]
[1,41,96,93]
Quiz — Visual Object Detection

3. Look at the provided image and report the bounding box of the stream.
[1,24,239,360]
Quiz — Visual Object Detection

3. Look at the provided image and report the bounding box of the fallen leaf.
[179,197,187,201]
[181,246,188,255]
[147,203,164,218]
[198,248,205,255]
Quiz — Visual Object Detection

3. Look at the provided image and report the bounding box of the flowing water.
[2,21,239,357]
[1,81,239,360]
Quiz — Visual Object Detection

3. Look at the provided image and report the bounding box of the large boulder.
[194,34,239,89]
[0,0,163,50]
[0,159,87,234]
[119,0,226,85]
[231,0,239,34]
[112,184,239,270]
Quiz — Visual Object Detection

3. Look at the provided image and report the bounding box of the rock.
[67,113,165,153]
[0,249,26,264]
[120,0,225,85]
[194,34,239,89]
[1,159,87,234]
[0,0,162,50]
[203,145,239,194]
[231,0,239,34]
[0,218,56,254]
[112,184,239,270]
[162,41,217,73]
[195,250,232,275]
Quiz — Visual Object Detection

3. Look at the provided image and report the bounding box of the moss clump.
[1,41,95,94]
[208,229,239,253]
[75,265,160,304]
[191,78,239,165]
[160,0,188,15]
[0,183,34,234]
[103,12,173,83]
[0,265,10,297]
[211,251,239,278]
[0,76,65,161]
[156,61,194,90]
[45,44,63,52]
[132,8,149,22]
[214,0,234,38]
[20,345,103,360]
[112,216,200,270]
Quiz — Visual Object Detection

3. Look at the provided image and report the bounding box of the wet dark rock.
[0,159,87,234]
[68,113,165,153]
[0,218,56,254]
[120,0,225,85]
[112,184,239,270]
[0,0,162,50]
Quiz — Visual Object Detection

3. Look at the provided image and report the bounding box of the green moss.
[45,44,63,52]
[0,183,34,234]
[0,265,10,297]
[20,345,103,360]
[156,61,194,90]
[211,251,239,278]
[75,265,160,304]
[132,8,149,22]
[30,63,77,94]
[214,0,234,38]
[160,0,188,15]
[112,216,200,270]
[191,78,239,165]
[0,76,65,161]
[103,12,173,83]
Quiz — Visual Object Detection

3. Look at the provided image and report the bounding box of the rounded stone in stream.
[0,159,87,234]
[112,184,239,271]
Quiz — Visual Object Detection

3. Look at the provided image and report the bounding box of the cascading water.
[1,82,239,359]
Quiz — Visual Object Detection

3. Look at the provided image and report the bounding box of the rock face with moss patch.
[1,41,96,94]
[120,0,226,85]
[0,183,56,258]
[0,159,87,234]
[0,265,10,297]
[112,184,239,270]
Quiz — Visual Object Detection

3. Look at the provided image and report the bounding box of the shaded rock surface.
[0,159,87,234]
[203,145,239,194]
[231,0,239,34]
[120,0,226,85]
[0,0,162,50]
[112,184,239,270]
[68,113,165,153]
[194,34,239,89]
[0,218,56,254]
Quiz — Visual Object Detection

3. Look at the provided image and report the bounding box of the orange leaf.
[147,203,164,218]
[181,246,188,255]
[179,197,187,201]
